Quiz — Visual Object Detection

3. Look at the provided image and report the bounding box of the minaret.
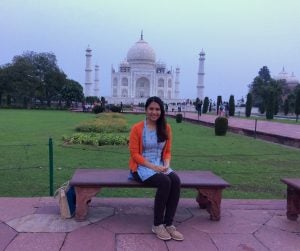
[85,46,93,97]
[94,64,100,97]
[197,49,205,100]
[175,67,180,99]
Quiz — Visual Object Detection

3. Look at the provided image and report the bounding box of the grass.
[0,109,299,199]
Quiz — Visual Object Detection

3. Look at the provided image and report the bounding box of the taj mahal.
[84,33,205,105]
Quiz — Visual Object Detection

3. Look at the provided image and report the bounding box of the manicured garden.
[0,109,299,199]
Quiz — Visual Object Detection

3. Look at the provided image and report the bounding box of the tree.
[266,89,275,119]
[217,96,222,115]
[245,93,252,117]
[228,95,235,116]
[202,97,209,114]
[61,79,84,107]
[248,66,282,114]
[258,66,271,82]
[85,96,100,104]
[100,96,106,108]
[295,89,300,122]
[283,99,289,115]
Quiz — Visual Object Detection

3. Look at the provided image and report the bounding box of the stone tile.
[167,224,217,251]
[35,205,59,214]
[173,207,193,223]
[115,205,153,216]
[99,214,153,233]
[211,233,268,251]
[5,233,65,251]
[221,199,286,210]
[0,198,39,221]
[266,214,300,232]
[7,214,90,233]
[187,209,272,234]
[255,225,300,251]
[88,206,115,223]
[117,234,168,251]
[62,223,114,251]
[0,222,17,251]
[7,206,114,232]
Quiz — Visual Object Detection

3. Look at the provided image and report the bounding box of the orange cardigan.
[128,121,172,172]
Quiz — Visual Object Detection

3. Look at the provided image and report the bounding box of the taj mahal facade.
[84,33,205,105]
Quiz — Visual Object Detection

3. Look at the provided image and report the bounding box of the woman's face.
[146,101,161,123]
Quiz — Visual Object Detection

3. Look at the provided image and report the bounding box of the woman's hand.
[153,165,168,173]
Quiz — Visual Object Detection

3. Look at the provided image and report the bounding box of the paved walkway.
[1,197,299,251]
[180,112,300,140]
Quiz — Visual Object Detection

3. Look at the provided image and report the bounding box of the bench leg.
[75,187,101,221]
[286,186,300,221]
[196,189,222,221]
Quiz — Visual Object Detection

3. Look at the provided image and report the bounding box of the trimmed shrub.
[229,95,235,116]
[214,117,228,136]
[245,93,252,117]
[175,113,183,123]
[110,105,122,113]
[92,105,104,114]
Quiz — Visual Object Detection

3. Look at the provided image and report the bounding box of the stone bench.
[281,178,300,220]
[70,169,230,222]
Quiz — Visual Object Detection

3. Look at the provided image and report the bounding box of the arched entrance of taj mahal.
[135,77,150,98]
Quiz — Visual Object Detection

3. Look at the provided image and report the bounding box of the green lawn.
[0,109,299,199]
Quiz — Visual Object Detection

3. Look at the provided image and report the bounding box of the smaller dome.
[274,67,299,84]
[156,60,166,68]
[127,39,156,63]
[287,72,299,84]
[120,59,130,67]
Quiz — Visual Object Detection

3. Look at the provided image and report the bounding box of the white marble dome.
[127,39,156,63]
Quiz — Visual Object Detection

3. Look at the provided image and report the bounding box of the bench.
[280,178,300,220]
[69,169,230,222]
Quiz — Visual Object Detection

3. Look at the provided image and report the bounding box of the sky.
[1,0,300,101]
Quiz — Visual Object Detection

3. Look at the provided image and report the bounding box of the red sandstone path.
[1,197,300,251]
[176,112,300,140]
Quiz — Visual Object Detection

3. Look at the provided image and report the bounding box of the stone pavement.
[169,112,300,148]
[181,112,300,139]
[1,197,300,251]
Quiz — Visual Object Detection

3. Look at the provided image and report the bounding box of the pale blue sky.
[1,0,300,101]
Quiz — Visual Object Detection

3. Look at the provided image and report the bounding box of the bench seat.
[70,169,230,221]
[281,178,300,220]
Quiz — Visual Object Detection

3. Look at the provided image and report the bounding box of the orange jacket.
[128,121,172,172]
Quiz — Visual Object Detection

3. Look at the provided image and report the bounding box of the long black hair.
[145,96,168,142]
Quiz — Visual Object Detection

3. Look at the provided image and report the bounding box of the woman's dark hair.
[145,96,168,142]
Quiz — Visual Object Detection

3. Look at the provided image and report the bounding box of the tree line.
[248,66,300,120]
[0,51,84,108]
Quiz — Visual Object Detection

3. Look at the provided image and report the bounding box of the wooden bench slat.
[281,178,300,190]
[70,169,230,188]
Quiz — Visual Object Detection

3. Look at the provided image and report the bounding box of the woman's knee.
[169,172,181,187]
[159,174,172,190]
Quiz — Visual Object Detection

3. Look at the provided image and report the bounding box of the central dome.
[127,39,156,63]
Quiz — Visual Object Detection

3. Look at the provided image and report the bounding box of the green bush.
[63,133,128,146]
[92,105,104,114]
[214,116,228,136]
[110,105,122,113]
[75,114,129,133]
[175,113,183,123]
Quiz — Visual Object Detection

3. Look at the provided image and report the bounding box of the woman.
[129,96,184,241]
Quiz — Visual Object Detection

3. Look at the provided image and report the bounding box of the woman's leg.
[143,173,172,226]
[164,172,181,226]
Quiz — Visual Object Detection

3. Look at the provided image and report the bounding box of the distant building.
[274,66,299,86]
[84,32,206,105]
[273,66,299,98]
[108,32,180,104]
